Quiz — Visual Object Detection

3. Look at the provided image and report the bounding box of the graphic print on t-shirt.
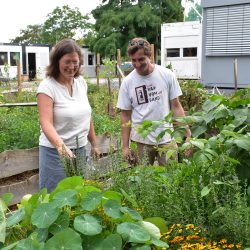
[135,84,162,105]
[135,85,148,104]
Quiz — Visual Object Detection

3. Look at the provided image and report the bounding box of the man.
[117,37,191,166]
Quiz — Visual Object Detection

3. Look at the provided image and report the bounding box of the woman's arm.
[88,119,100,158]
[37,93,74,157]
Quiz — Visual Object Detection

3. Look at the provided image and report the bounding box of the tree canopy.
[87,0,183,57]
[11,5,90,45]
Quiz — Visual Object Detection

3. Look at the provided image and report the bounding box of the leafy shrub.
[1,176,168,249]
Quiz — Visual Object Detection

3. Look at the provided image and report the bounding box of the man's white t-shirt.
[117,65,182,145]
[37,76,91,149]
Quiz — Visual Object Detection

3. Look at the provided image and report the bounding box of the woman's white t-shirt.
[37,76,91,149]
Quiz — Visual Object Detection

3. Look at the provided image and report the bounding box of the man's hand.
[123,147,136,165]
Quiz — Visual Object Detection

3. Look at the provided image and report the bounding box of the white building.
[0,43,97,80]
[161,21,202,79]
[0,43,50,80]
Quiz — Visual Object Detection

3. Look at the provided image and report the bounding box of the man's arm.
[170,97,191,139]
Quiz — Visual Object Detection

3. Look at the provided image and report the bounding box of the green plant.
[179,80,209,112]
[1,176,168,249]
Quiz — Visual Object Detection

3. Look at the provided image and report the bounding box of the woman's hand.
[56,144,76,158]
[91,146,101,160]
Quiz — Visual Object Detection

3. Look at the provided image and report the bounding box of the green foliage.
[0,83,120,153]
[111,163,250,245]
[185,3,202,22]
[88,0,183,56]
[1,177,168,249]
[179,80,209,112]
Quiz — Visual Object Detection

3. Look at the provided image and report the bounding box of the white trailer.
[161,21,202,79]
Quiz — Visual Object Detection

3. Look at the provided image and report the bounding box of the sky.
[0,0,102,43]
[0,0,200,43]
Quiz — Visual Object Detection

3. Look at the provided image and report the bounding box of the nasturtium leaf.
[120,207,142,221]
[74,214,102,235]
[31,202,60,228]
[103,200,123,219]
[49,211,70,235]
[151,238,169,248]
[82,234,104,250]
[44,228,82,250]
[81,191,102,211]
[137,221,161,239]
[102,190,122,205]
[51,176,83,197]
[102,234,122,250]
[15,238,40,250]
[117,222,150,243]
[6,207,25,227]
[201,186,211,197]
[144,217,168,234]
[78,185,102,199]
[35,228,48,242]
[52,189,78,208]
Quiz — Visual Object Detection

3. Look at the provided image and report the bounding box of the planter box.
[0,135,118,206]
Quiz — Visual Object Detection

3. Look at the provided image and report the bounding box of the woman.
[37,38,100,192]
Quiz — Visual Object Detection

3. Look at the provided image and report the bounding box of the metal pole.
[234,58,238,92]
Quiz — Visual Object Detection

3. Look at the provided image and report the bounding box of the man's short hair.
[127,38,151,57]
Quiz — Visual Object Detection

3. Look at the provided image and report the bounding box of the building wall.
[161,21,202,79]
[201,0,250,88]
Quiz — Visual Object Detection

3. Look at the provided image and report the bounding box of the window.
[206,4,250,56]
[88,54,94,65]
[0,52,8,65]
[10,52,20,66]
[166,48,180,57]
[183,47,197,57]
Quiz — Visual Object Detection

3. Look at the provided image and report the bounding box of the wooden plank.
[0,174,39,206]
[0,148,39,179]
[0,102,37,107]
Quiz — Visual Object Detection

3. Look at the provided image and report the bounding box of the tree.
[87,0,183,57]
[10,25,43,44]
[41,5,90,45]
[10,5,91,45]
[185,3,202,21]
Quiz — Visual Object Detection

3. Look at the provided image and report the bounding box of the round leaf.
[74,214,102,236]
[52,189,78,208]
[44,228,82,250]
[31,203,60,228]
[81,191,102,211]
[103,200,123,219]
[137,221,161,239]
[102,234,122,250]
[117,222,150,243]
